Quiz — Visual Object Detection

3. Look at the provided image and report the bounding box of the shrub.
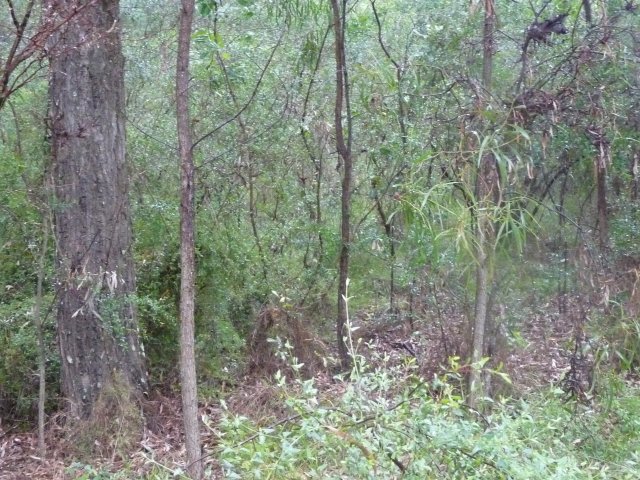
[218,354,640,479]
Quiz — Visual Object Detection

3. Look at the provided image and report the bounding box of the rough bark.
[481,0,495,94]
[176,0,202,476]
[331,0,352,368]
[47,0,147,420]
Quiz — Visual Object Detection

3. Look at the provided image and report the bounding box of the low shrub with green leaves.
[0,294,59,425]
[217,354,640,479]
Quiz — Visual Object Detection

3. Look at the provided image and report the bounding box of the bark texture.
[47,0,147,419]
[176,0,202,476]
[331,0,352,368]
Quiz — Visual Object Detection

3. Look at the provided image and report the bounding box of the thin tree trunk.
[374,197,397,313]
[299,25,330,268]
[315,155,324,257]
[216,52,269,281]
[631,151,639,200]
[247,169,269,280]
[370,0,407,149]
[370,0,405,313]
[586,125,610,250]
[481,0,495,93]
[469,174,493,408]
[558,171,569,315]
[582,0,593,25]
[468,0,496,409]
[10,87,49,454]
[331,0,352,368]
[34,209,49,455]
[596,159,608,249]
[176,0,202,476]
[47,0,147,420]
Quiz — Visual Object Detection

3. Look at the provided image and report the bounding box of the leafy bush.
[218,354,640,479]
[0,295,59,426]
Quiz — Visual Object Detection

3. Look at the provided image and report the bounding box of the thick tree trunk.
[176,0,202,477]
[47,0,147,420]
[331,0,352,368]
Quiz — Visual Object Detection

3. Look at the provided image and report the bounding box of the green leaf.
[197,0,218,16]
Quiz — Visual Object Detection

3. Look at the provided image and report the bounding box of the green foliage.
[610,205,640,257]
[2,0,640,468]
[219,356,640,479]
[0,294,58,425]
[65,463,117,480]
[135,294,179,381]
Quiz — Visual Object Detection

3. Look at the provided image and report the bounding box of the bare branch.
[192,29,285,151]
[1,0,98,110]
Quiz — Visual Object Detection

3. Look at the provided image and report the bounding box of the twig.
[192,29,285,151]
[191,412,305,467]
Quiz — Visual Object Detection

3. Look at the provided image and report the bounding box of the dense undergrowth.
[3,261,640,478]
[60,358,640,479]
[217,364,640,480]
[2,0,640,478]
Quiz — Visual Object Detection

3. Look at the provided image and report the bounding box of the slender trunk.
[300,25,330,266]
[481,0,494,93]
[315,156,324,257]
[631,151,639,200]
[370,0,407,150]
[247,169,269,280]
[34,210,49,455]
[216,50,268,281]
[596,159,608,249]
[176,0,202,476]
[468,0,496,409]
[586,125,610,250]
[583,0,593,25]
[370,0,405,312]
[558,171,569,315]
[331,0,352,368]
[374,198,397,313]
[469,169,493,407]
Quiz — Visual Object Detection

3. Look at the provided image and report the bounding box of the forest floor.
[0,295,591,479]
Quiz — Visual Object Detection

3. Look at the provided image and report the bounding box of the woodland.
[1,0,640,478]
